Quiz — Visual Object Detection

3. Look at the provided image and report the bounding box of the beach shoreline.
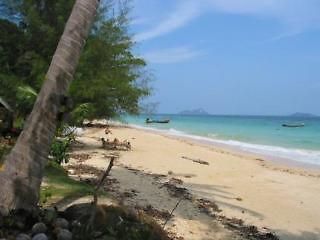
[121,122,320,173]
[68,123,320,240]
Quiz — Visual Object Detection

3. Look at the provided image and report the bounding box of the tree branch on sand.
[182,156,209,165]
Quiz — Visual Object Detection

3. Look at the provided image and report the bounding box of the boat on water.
[146,118,170,124]
[282,123,305,128]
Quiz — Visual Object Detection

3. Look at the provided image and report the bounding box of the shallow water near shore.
[122,114,320,166]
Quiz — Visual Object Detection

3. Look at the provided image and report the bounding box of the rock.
[57,229,72,240]
[54,218,69,229]
[71,220,81,228]
[31,222,47,235]
[31,234,48,240]
[15,221,25,230]
[16,234,31,240]
[43,208,57,224]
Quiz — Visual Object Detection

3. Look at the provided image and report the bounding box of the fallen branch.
[93,156,115,204]
[182,156,209,165]
[85,156,115,235]
[162,198,183,228]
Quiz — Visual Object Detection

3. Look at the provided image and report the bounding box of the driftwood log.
[181,156,209,165]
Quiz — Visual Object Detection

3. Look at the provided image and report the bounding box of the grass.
[1,141,97,205]
[40,161,96,205]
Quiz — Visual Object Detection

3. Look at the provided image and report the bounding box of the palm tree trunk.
[0,0,100,214]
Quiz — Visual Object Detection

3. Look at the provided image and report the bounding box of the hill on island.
[179,108,209,115]
[289,112,318,118]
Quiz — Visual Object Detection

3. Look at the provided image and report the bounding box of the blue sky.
[129,0,320,115]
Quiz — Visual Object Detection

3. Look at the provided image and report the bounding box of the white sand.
[67,125,320,240]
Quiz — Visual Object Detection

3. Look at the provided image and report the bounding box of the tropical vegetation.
[0,0,150,124]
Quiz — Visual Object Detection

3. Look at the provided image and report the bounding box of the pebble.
[31,234,48,240]
[54,218,69,229]
[57,229,72,240]
[16,234,31,240]
[31,222,47,235]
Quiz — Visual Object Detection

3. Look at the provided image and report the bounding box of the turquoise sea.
[123,114,320,166]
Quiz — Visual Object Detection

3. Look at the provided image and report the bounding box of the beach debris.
[181,156,209,165]
[135,205,171,220]
[121,190,138,199]
[168,170,173,175]
[68,153,90,162]
[183,174,194,178]
[65,164,104,176]
[83,122,109,128]
[65,163,120,193]
[235,197,243,201]
[101,137,131,151]
[220,217,279,240]
[104,127,112,135]
[161,181,192,200]
[168,178,183,185]
[93,156,116,204]
[163,198,183,228]
[101,177,119,192]
[123,166,140,175]
[196,198,221,214]
[148,173,167,181]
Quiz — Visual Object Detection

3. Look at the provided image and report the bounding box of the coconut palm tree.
[0,0,100,213]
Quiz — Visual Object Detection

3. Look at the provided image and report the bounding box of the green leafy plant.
[70,103,95,126]
[16,85,38,117]
[49,137,72,164]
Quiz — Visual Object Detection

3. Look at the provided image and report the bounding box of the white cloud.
[143,46,203,64]
[134,0,320,42]
[134,1,202,42]
[130,17,148,26]
[206,0,320,33]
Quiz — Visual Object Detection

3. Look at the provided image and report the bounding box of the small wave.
[208,133,218,138]
[168,128,185,135]
[128,123,320,166]
[211,139,320,166]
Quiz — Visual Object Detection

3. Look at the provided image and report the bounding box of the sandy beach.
[65,124,320,240]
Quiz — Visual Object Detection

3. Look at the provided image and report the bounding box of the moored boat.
[146,118,170,124]
[282,123,305,128]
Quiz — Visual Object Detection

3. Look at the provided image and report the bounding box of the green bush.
[49,137,72,164]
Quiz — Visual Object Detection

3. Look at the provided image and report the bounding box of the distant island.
[179,108,209,115]
[289,112,318,118]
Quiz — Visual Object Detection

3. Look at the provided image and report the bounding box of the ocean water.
[122,114,320,166]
